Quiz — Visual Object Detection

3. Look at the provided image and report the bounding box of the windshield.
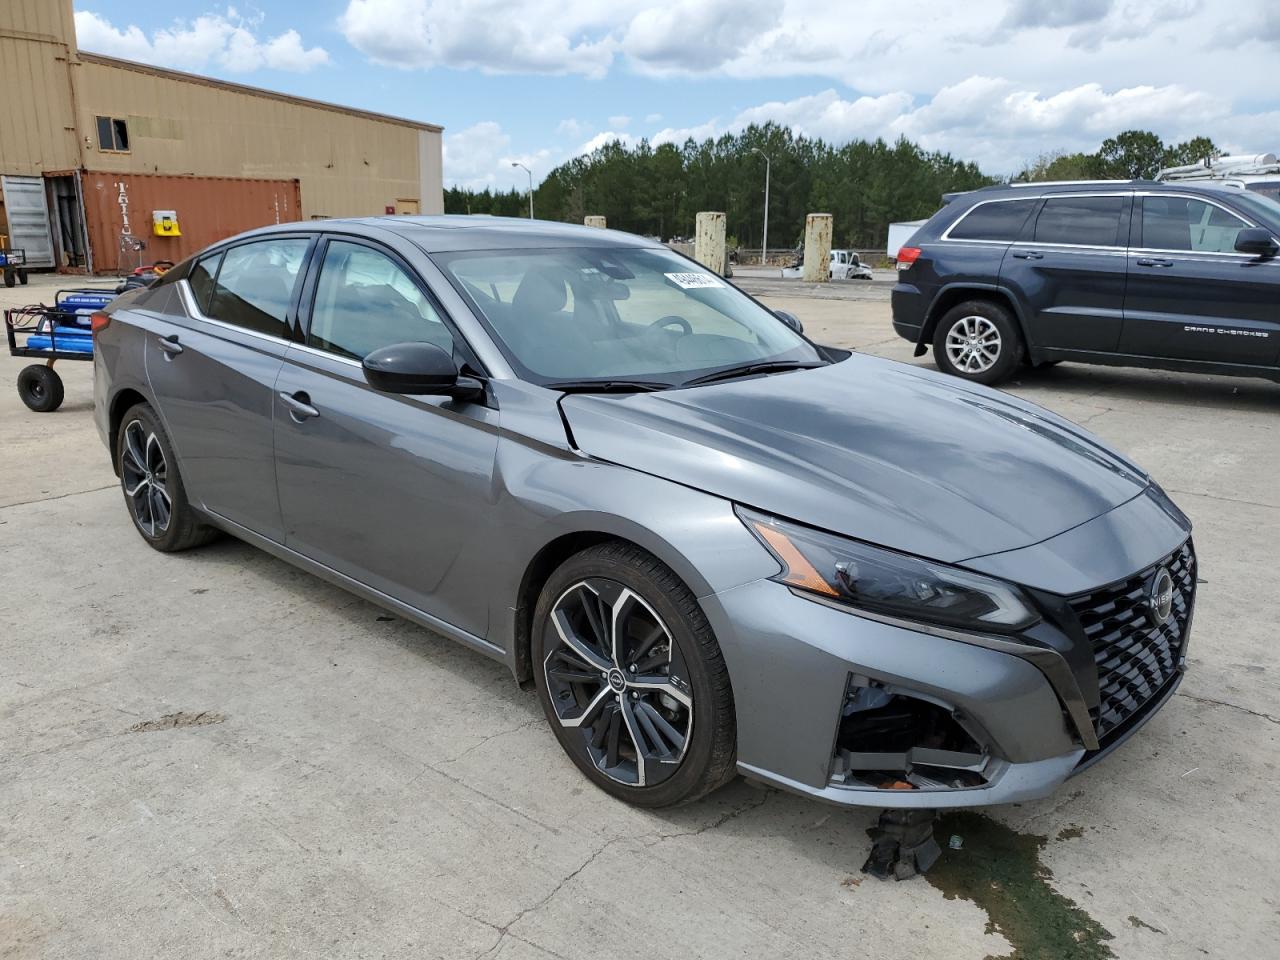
[435,246,819,385]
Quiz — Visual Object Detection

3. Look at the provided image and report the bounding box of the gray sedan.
[92,216,1195,809]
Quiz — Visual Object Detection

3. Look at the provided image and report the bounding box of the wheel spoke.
[123,422,147,475]
[123,475,150,498]
[145,432,163,473]
[630,674,692,710]
[551,607,611,673]
[618,697,652,786]
[635,701,685,758]
[627,622,666,668]
[557,685,611,729]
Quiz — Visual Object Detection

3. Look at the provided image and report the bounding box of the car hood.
[560,354,1149,564]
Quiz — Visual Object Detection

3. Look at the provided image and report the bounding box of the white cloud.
[557,118,588,137]
[74,9,329,72]
[338,0,618,77]
[645,112,663,124]
[578,131,638,154]
[621,0,779,72]
[608,115,631,129]
[443,121,562,190]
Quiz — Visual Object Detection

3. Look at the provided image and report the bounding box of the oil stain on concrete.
[927,812,1115,960]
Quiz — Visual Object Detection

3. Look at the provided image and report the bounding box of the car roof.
[233,215,663,253]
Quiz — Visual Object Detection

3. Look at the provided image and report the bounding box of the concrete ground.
[2,273,1278,959]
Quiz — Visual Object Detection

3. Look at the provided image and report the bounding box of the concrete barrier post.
[694,211,727,276]
[802,213,832,283]
[584,215,607,228]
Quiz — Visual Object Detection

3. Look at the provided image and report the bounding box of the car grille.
[1070,540,1196,742]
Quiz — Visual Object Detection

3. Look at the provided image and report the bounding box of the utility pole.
[511,162,534,219]
[751,148,770,266]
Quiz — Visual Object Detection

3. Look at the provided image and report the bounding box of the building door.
[395,198,420,215]
[1,176,55,267]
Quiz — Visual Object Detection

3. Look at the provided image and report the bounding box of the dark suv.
[892,181,1280,385]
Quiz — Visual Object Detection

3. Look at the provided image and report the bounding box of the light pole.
[511,162,533,219]
[751,147,770,267]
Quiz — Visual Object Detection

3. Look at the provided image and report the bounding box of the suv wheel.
[932,300,1022,385]
[532,542,736,808]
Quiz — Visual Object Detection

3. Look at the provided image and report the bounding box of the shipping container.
[81,172,301,273]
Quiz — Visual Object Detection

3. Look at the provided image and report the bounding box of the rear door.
[272,236,499,636]
[1119,193,1280,366]
[999,193,1131,352]
[147,234,313,540]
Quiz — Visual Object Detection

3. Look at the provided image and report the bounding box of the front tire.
[116,403,218,552]
[932,300,1023,385]
[532,542,736,808]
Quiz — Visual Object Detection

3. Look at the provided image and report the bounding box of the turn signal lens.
[90,311,111,334]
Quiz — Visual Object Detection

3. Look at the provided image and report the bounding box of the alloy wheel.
[543,578,693,787]
[120,419,172,537]
[945,315,1003,374]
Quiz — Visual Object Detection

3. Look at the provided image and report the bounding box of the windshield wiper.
[546,379,672,394]
[681,360,829,387]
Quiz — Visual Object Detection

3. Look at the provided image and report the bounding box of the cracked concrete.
[3,274,1279,958]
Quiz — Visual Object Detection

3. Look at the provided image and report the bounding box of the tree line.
[444,124,1220,252]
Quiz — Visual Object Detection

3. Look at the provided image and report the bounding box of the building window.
[96,116,130,152]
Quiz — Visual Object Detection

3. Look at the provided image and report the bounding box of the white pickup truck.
[781,248,873,280]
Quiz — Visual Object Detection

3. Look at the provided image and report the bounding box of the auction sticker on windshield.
[665,272,724,290]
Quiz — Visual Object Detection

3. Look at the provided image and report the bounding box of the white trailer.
[887,219,927,260]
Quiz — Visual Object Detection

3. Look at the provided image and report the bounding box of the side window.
[307,240,453,361]
[948,199,1038,241]
[207,238,309,338]
[1033,196,1125,247]
[187,252,222,313]
[1141,197,1247,253]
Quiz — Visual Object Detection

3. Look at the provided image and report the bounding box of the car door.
[146,235,313,540]
[272,236,499,637]
[1119,193,1280,366]
[999,194,1130,352]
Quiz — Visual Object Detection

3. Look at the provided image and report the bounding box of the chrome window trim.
[176,280,294,346]
[288,340,363,369]
[1131,190,1280,258]
[940,195,1040,243]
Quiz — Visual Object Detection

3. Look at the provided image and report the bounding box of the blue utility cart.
[0,244,29,288]
[5,289,115,411]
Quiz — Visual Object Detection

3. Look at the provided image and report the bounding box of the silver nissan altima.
[93,216,1195,809]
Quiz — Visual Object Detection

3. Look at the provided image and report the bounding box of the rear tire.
[17,269,28,285]
[932,300,1023,385]
[532,541,737,808]
[116,402,219,552]
[3,270,14,288]
[17,365,64,412]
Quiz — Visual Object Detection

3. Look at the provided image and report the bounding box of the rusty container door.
[81,173,302,273]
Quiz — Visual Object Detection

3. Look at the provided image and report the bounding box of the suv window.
[1033,196,1125,247]
[308,240,453,361]
[1141,197,1249,253]
[208,238,309,338]
[948,199,1037,241]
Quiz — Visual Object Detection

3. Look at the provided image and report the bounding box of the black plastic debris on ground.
[862,808,941,880]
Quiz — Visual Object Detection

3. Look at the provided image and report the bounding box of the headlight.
[738,507,1039,633]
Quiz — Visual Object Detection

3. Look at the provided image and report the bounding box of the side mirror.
[775,310,804,334]
[1235,228,1279,258]
[362,341,484,400]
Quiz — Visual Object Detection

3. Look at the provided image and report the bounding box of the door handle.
[278,390,319,421]
[157,334,183,355]
[1011,251,1044,260]
[1135,257,1174,268]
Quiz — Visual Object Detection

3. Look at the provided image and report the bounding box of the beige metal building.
[0,0,443,274]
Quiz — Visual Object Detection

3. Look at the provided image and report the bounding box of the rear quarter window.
[947,199,1038,241]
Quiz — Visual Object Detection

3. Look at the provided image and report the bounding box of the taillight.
[896,246,922,269]
[90,311,111,334]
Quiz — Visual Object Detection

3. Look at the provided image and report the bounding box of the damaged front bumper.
[702,569,1188,809]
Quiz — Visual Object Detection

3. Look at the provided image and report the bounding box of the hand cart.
[5,288,115,412]
[0,241,28,288]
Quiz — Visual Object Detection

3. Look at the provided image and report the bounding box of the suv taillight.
[896,247,922,270]
[90,311,111,334]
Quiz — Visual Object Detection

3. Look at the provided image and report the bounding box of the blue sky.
[73,1,1280,191]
